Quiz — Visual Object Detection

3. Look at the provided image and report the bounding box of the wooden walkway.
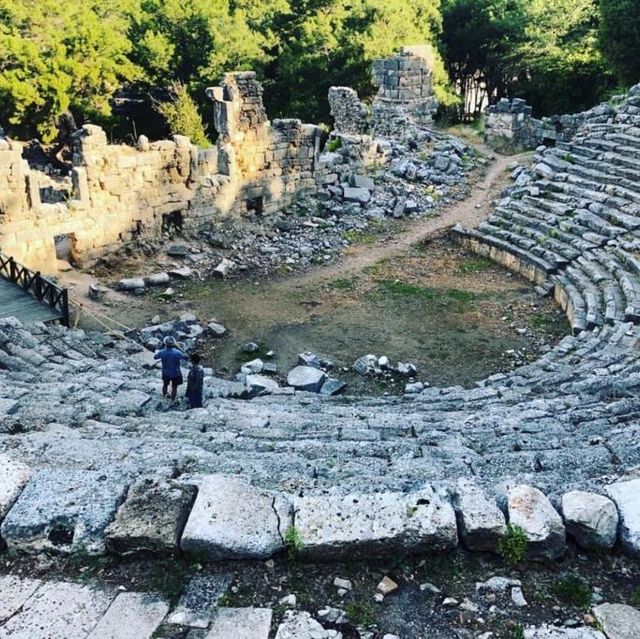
[0,277,64,325]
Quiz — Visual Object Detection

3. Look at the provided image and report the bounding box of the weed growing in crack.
[345,600,376,627]
[499,523,529,567]
[284,526,304,562]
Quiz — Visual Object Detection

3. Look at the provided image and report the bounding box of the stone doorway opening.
[162,210,184,234]
[246,196,264,215]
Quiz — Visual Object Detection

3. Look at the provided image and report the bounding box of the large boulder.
[605,478,640,555]
[593,603,640,639]
[294,486,458,559]
[561,490,618,550]
[453,479,506,553]
[180,475,292,560]
[507,485,566,560]
[286,366,326,393]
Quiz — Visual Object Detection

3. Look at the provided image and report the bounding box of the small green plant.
[326,138,342,152]
[345,600,377,627]
[498,524,529,567]
[510,624,525,639]
[458,256,494,274]
[630,587,640,607]
[552,574,592,609]
[284,526,304,561]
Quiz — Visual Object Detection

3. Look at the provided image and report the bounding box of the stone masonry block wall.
[208,72,322,216]
[0,72,324,274]
[328,87,370,135]
[486,98,618,150]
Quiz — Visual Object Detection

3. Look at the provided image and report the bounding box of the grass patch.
[631,587,640,607]
[551,574,591,609]
[458,256,495,274]
[343,229,378,245]
[499,524,529,567]
[284,526,304,562]
[345,600,377,627]
[235,343,271,364]
[370,280,477,312]
[326,276,359,292]
[527,312,567,336]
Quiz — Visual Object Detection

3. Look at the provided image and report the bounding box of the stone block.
[0,580,115,639]
[167,574,233,628]
[343,186,371,204]
[181,475,292,560]
[0,575,41,623]
[605,478,640,555]
[286,366,326,392]
[453,479,506,553]
[205,608,272,638]
[561,490,618,550]
[275,611,338,638]
[507,485,566,560]
[0,469,128,555]
[593,603,640,639]
[295,486,458,559]
[0,455,31,520]
[105,478,196,555]
[86,592,169,639]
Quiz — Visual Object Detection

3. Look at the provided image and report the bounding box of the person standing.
[185,353,205,409]
[154,336,187,401]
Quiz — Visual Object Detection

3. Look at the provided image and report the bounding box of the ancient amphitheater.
[0,50,639,639]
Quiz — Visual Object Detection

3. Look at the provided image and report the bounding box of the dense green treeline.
[0,0,638,142]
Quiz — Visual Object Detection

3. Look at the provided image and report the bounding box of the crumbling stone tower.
[371,45,439,137]
[207,72,322,216]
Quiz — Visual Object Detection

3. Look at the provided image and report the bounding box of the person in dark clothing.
[185,353,204,409]
[154,336,187,400]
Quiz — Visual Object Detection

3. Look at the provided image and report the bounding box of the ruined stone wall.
[371,46,439,138]
[485,98,618,150]
[0,72,325,274]
[207,72,322,216]
[328,87,370,136]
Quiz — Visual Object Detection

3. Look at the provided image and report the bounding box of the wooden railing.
[0,253,69,327]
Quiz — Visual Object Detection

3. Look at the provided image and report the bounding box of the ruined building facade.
[0,50,438,275]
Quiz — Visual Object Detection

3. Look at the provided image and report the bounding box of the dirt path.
[288,150,529,288]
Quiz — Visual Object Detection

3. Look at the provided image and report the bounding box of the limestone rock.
[86,592,169,639]
[146,272,170,286]
[593,603,640,639]
[343,186,371,204]
[275,610,342,639]
[246,374,279,397]
[208,321,227,337]
[118,277,146,291]
[561,490,618,550]
[524,627,605,639]
[0,575,41,623]
[286,366,326,392]
[294,486,458,558]
[453,479,507,552]
[212,258,235,278]
[206,608,273,639]
[105,478,196,555]
[0,455,31,520]
[507,485,566,560]
[605,479,640,555]
[1,469,127,555]
[167,574,233,628]
[180,475,292,559]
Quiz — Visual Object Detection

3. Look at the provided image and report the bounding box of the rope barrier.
[68,299,140,346]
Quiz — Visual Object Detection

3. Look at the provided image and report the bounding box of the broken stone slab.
[205,608,273,639]
[105,478,196,556]
[181,475,292,560]
[0,455,32,520]
[561,490,619,550]
[294,486,458,559]
[212,258,235,278]
[343,186,371,204]
[169,266,194,279]
[351,174,375,190]
[507,485,566,560]
[605,478,640,555]
[240,358,264,375]
[146,272,171,287]
[275,610,341,639]
[246,374,279,398]
[207,321,227,337]
[593,603,640,639]
[0,580,116,639]
[524,627,605,639]
[167,244,189,257]
[88,284,108,301]
[319,378,347,396]
[0,575,41,623]
[287,366,326,392]
[167,574,233,628]
[1,469,128,555]
[118,277,146,291]
[452,479,507,553]
[87,592,169,639]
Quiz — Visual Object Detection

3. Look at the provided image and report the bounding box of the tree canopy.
[0,0,637,141]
